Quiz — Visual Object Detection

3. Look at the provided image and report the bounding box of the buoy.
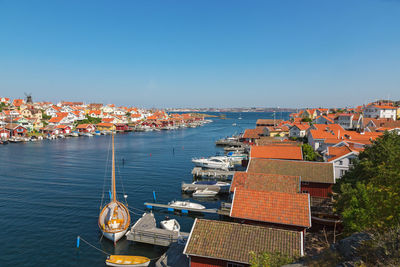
[76,236,80,248]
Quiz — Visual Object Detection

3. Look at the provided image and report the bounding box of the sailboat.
[98,133,131,244]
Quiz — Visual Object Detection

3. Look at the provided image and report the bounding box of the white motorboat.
[160,218,180,232]
[84,133,94,137]
[192,188,218,198]
[193,181,230,187]
[169,200,205,210]
[192,156,231,170]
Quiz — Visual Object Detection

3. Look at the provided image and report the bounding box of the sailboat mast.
[112,132,116,202]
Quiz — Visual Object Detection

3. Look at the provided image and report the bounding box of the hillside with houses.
[0,97,209,142]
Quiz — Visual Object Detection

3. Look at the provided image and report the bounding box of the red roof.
[242,128,264,139]
[97,122,113,127]
[326,146,357,161]
[76,124,93,129]
[231,188,311,228]
[48,117,64,123]
[250,145,303,160]
[231,172,300,193]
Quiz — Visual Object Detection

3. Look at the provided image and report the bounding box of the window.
[227,263,245,267]
[340,170,346,176]
[339,160,343,165]
[302,190,309,194]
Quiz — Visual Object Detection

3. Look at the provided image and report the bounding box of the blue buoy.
[182,209,188,214]
[168,208,174,212]
[76,236,80,248]
[109,190,112,201]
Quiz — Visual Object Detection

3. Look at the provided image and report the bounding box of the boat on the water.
[98,133,130,244]
[105,255,150,267]
[169,200,205,210]
[160,218,180,232]
[193,181,230,187]
[192,156,231,170]
[192,188,218,198]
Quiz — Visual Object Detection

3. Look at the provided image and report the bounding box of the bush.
[249,251,295,267]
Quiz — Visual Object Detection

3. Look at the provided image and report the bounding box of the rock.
[334,232,371,261]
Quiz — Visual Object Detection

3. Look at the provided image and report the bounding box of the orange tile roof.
[230,172,300,193]
[326,146,355,161]
[102,118,114,123]
[48,117,64,123]
[97,122,113,127]
[231,188,311,228]
[56,125,70,129]
[256,119,283,126]
[55,112,68,118]
[76,124,93,129]
[242,128,264,139]
[12,99,24,107]
[250,145,303,160]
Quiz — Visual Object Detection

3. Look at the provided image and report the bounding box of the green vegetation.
[249,251,295,267]
[334,132,400,234]
[41,111,51,120]
[302,143,319,161]
[0,102,6,112]
[301,117,312,122]
[126,112,131,117]
[76,115,101,125]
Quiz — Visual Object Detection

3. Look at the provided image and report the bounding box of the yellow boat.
[106,255,151,267]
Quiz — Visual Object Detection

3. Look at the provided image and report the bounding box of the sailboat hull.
[102,229,128,243]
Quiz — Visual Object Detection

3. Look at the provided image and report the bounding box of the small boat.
[106,255,150,267]
[94,131,101,136]
[192,188,218,198]
[169,200,205,210]
[193,181,230,187]
[192,156,231,170]
[84,133,94,137]
[160,218,180,232]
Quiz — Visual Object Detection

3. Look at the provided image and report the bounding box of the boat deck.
[191,167,235,180]
[126,213,189,247]
[181,183,230,193]
[144,202,230,216]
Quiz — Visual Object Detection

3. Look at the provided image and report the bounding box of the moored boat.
[192,156,231,170]
[169,200,205,210]
[160,218,180,232]
[105,255,150,267]
[98,133,130,244]
[192,188,218,198]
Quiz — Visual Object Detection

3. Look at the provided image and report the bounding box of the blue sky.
[1,0,400,108]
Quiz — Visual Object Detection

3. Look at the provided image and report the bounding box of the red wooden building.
[247,158,335,198]
[115,123,132,132]
[56,125,72,134]
[184,219,304,267]
[5,123,27,137]
[76,124,96,133]
[0,128,11,139]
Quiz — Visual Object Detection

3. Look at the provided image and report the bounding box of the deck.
[126,213,189,246]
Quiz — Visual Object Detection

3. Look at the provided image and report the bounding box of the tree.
[334,132,400,234]
[249,251,295,267]
[41,111,51,120]
[76,115,101,125]
[302,143,319,161]
[301,118,312,122]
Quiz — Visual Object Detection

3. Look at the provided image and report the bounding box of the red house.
[56,125,72,134]
[76,124,96,133]
[184,219,304,267]
[5,123,27,137]
[0,128,11,139]
[115,123,132,132]
[247,158,335,199]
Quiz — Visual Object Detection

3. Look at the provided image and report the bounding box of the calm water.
[0,112,289,266]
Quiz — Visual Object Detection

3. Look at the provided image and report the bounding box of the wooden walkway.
[144,202,230,216]
[126,213,189,246]
[191,167,235,180]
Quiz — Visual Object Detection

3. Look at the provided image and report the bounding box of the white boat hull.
[106,260,150,267]
[102,229,128,243]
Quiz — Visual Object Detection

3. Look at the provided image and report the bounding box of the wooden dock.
[126,213,189,247]
[191,167,235,180]
[144,202,230,216]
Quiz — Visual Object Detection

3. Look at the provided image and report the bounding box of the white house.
[364,104,397,120]
[45,106,62,117]
[323,145,360,180]
[289,124,310,138]
[313,115,334,125]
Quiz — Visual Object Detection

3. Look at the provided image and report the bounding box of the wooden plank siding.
[301,182,332,198]
[190,256,249,267]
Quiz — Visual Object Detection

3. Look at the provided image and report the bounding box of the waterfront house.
[55,125,71,134]
[40,125,59,136]
[96,122,115,131]
[250,145,303,160]
[264,125,289,137]
[5,123,27,137]
[0,128,11,139]
[115,123,131,132]
[247,158,335,198]
[230,188,311,232]
[230,172,301,193]
[241,127,265,144]
[256,119,282,127]
[289,123,311,138]
[76,124,96,133]
[184,219,304,267]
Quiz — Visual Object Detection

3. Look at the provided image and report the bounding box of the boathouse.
[250,145,303,160]
[76,123,96,133]
[115,123,131,132]
[5,123,27,137]
[247,158,335,198]
[230,188,311,232]
[184,219,304,267]
[56,125,71,134]
[96,122,115,131]
[0,128,10,139]
[230,172,301,193]
[241,127,265,144]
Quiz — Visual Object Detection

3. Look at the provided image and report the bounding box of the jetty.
[144,202,230,216]
[191,167,235,180]
[126,213,189,247]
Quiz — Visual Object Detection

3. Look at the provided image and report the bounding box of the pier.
[126,213,189,247]
[144,202,230,216]
[191,167,235,180]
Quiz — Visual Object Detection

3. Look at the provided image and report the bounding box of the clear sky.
[1,0,400,108]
